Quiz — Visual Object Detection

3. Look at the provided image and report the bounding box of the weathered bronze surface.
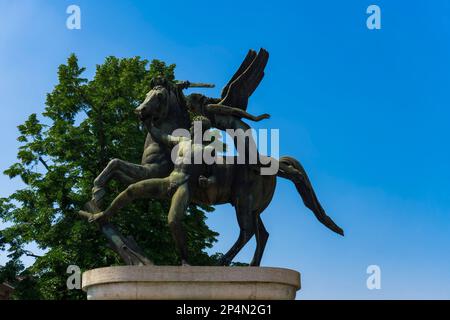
[79,49,344,266]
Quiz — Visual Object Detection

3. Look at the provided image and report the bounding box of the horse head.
[135,86,170,124]
[135,77,190,130]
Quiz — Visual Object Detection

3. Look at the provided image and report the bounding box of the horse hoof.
[181,260,191,266]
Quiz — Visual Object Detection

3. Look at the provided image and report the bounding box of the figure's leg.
[167,183,190,265]
[250,215,269,266]
[83,177,170,222]
[92,159,170,206]
[218,198,255,266]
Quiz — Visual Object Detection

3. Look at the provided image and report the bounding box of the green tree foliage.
[0,54,219,299]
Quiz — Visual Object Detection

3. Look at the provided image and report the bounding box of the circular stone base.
[82,266,300,300]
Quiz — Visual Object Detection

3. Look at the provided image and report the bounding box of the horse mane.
[169,86,191,129]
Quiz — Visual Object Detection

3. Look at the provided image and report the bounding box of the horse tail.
[277,156,344,236]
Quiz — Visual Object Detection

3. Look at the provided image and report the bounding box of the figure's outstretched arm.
[150,126,182,148]
[206,104,270,122]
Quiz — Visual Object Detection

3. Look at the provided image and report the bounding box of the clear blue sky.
[1,0,450,299]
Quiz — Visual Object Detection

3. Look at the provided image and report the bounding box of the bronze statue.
[80,48,344,267]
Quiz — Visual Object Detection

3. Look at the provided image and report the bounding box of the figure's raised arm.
[205,104,270,122]
[150,126,182,148]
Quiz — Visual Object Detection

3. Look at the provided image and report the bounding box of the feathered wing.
[220,48,269,111]
[221,49,257,98]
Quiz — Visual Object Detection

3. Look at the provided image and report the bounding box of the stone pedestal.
[82,266,300,300]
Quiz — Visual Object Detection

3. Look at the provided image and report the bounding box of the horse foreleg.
[92,159,169,207]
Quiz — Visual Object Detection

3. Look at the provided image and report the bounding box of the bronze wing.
[219,48,269,111]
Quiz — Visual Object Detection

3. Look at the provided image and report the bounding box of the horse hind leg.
[218,201,255,266]
[250,214,269,266]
